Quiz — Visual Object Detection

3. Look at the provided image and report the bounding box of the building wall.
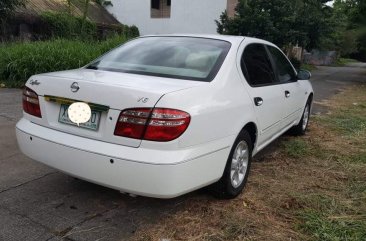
[106,0,227,35]
[227,0,238,17]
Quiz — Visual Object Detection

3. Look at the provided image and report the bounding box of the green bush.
[40,12,97,40]
[38,12,139,41]
[127,25,140,38]
[0,35,131,87]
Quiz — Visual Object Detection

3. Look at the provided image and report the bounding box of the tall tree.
[348,0,366,60]
[0,0,25,18]
[216,0,334,50]
[331,0,366,60]
[0,0,25,33]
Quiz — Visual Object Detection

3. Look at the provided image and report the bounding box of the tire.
[291,101,311,136]
[211,130,252,199]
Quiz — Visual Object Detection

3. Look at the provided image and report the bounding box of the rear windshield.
[86,37,231,82]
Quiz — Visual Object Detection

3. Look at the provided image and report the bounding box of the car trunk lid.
[26,69,205,148]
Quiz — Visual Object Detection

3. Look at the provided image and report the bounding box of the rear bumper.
[16,118,232,198]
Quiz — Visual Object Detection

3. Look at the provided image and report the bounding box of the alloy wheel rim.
[230,140,249,188]
[302,105,310,131]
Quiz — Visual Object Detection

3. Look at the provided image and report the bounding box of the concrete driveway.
[0,64,365,241]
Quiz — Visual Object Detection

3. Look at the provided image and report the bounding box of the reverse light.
[114,108,191,142]
[22,87,42,118]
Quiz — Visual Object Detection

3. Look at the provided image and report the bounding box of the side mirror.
[297,69,311,80]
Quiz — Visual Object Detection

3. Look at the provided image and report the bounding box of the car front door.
[266,46,305,127]
[239,43,286,149]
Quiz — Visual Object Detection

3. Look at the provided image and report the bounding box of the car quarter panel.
[147,47,257,150]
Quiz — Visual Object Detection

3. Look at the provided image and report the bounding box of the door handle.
[254,97,263,106]
[285,91,290,98]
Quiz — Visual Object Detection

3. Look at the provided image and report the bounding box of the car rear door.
[239,43,286,148]
[266,45,305,127]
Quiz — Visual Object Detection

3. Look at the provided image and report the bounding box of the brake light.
[114,108,190,142]
[144,108,191,141]
[114,108,152,139]
[22,87,42,118]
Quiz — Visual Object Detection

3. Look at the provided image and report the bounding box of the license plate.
[58,104,101,131]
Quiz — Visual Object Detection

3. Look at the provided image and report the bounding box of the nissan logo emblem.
[70,82,80,93]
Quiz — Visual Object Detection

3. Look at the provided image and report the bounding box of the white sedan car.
[16,35,313,199]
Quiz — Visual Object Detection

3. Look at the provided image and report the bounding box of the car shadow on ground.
[40,130,291,240]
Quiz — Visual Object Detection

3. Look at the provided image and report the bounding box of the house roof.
[17,0,119,25]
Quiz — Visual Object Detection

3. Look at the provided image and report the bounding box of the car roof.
[140,34,275,46]
[140,34,243,44]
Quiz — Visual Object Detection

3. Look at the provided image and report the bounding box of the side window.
[267,46,296,83]
[241,44,276,86]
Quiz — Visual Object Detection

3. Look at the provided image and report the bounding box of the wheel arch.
[308,92,314,103]
[241,122,257,150]
[308,92,314,112]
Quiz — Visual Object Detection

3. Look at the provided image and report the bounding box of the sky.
[326,1,335,7]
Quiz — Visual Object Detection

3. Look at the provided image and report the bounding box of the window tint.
[86,37,231,82]
[241,44,276,86]
[267,46,296,83]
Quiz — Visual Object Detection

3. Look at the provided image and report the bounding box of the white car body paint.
[16,35,313,198]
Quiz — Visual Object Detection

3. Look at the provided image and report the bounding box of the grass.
[320,105,366,137]
[0,35,132,88]
[130,85,366,241]
[336,58,360,66]
[302,58,359,70]
[283,139,311,158]
[282,135,326,159]
[348,153,366,164]
[296,86,366,241]
[299,210,366,241]
[301,64,318,71]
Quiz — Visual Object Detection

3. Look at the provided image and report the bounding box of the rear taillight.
[144,108,191,141]
[22,87,42,118]
[114,108,190,142]
[114,108,152,139]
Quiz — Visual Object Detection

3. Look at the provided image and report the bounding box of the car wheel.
[291,102,311,135]
[211,130,252,199]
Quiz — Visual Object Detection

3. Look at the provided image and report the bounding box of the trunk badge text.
[71,82,80,93]
[29,79,40,86]
[138,97,149,103]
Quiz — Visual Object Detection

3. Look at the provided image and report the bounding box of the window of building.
[151,0,171,18]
